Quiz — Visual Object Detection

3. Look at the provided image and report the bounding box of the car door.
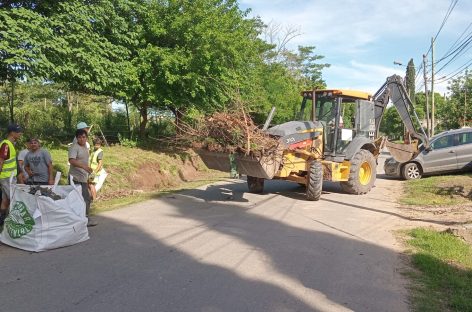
[455,131,472,170]
[421,134,458,173]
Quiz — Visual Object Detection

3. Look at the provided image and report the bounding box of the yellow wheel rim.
[359,161,372,185]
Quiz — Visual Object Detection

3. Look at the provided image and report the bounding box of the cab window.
[431,135,454,149]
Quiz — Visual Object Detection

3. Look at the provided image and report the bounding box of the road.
[0,155,410,312]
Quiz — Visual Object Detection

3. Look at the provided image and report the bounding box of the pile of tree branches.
[177,110,280,156]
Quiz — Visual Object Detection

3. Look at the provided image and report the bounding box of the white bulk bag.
[0,173,89,252]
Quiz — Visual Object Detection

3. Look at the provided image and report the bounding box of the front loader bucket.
[197,150,231,172]
[235,151,283,179]
[385,140,420,163]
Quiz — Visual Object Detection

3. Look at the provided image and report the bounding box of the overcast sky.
[239,0,472,95]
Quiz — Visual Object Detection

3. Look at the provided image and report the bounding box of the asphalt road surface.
[0,155,410,312]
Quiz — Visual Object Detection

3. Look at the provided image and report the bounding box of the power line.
[434,33,472,68]
[434,35,472,78]
[425,0,459,57]
[437,22,472,62]
[415,62,423,80]
[436,58,472,83]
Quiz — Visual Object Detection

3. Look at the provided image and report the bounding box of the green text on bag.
[5,201,35,239]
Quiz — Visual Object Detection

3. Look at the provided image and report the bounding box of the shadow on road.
[0,183,410,312]
[177,177,470,227]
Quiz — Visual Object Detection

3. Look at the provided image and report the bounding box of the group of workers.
[0,122,105,228]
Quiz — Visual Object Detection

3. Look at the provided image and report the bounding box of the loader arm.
[373,75,430,162]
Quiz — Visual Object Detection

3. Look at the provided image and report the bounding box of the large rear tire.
[306,160,323,201]
[340,150,376,195]
[247,176,264,193]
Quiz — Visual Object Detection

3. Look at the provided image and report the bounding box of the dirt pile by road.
[99,153,206,201]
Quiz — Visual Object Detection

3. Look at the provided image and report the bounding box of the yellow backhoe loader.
[199,75,429,201]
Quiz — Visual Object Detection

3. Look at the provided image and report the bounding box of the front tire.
[340,150,376,195]
[247,176,264,193]
[402,162,422,180]
[306,160,323,201]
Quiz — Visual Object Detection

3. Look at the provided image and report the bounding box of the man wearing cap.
[0,124,23,226]
[73,122,91,150]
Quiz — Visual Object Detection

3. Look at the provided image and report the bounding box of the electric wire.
[434,34,472,72]
[436,58,472,83]
[436,22,472,64]
[425,0,459,57]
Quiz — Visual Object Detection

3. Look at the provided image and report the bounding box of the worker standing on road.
[0,124,23,227]
[88,137,105,201]
[69,129,96,227]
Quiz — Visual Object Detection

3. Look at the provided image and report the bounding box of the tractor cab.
[300,89,377,161]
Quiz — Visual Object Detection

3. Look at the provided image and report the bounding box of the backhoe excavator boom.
[373,75,429,162]
[373,75,429,147]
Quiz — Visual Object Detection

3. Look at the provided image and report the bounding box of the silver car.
[384,127,472,180]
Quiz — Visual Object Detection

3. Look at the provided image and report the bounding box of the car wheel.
[402,163,422,180]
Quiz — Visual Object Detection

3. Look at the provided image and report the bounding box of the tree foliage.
[438,71,471,130]
[0,8,55,82]
[0,0,331,139]
[405,58,416,105]
[380,106,403,139]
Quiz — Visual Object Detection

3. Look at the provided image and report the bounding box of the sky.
[239,0,472,95]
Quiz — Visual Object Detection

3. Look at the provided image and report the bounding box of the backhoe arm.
[373,75,430,162]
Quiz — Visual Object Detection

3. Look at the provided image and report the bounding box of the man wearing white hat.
[72,121,91,150]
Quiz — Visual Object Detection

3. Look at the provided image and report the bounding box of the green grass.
[401,174,472,206]
[406,228,472,311]
[47,145,226,211]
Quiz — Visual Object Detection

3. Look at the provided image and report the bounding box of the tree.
[1,0,332,139]
[119,0,270,137]
[437,71,471,130]
[249,22,329,124]
[0,8,59,121]
[0,1,138,124]
[248,45,329,125]
[405,58,416,105]
[379,106,403,139]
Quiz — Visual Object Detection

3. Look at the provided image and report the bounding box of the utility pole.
[423,54,430,136]
[431,37,435,136]
[465,87,467,127]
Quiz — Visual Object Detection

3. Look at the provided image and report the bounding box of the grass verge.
[401,173,472,206]
[405,228,472,311]
[48,145,228,212]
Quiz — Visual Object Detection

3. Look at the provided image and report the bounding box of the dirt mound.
[102,154,207,198]
[131,163,177,190]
